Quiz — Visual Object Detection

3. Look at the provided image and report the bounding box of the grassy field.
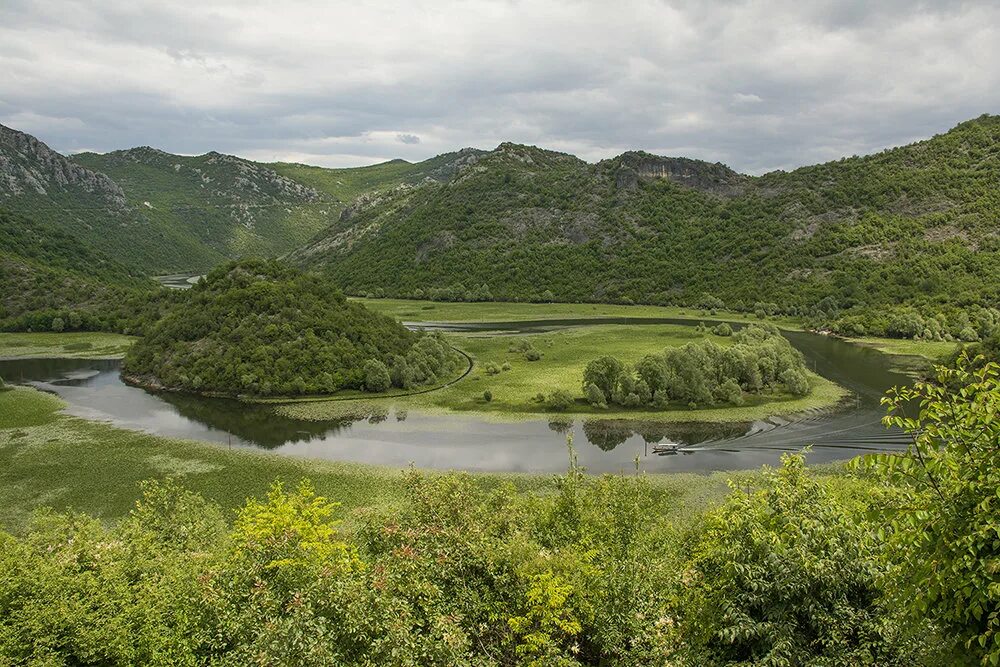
[357,298,804,328]
[0,386,733,534]
[841,335,960,362]
[0,332,136,359]
[280,323,847,422]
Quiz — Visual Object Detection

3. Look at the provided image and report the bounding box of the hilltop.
[122,259,462,396]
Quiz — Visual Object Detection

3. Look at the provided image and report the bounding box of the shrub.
[584,382,607,408]
[525,349,542,362]
[712,322,733,337]
[483,390,493,402]
[681,454,908,665]
[547,390,574,411]
[854,356,1000,663]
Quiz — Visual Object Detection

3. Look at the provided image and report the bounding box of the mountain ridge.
[288,114,1000,322]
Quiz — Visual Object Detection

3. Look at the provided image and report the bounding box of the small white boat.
[652,441,681,455]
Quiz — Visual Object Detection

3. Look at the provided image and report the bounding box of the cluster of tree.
[827,304,1000,342]
[122,260,461,396]
[5,358,999,664]
[582,324,810,409]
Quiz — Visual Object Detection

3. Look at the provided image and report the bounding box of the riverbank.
[356,298,804,328]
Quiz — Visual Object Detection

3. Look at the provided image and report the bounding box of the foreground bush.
[0,447,970,665]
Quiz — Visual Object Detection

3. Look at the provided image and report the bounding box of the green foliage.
[0,436,971,664]
[362,359,392,392]
[711,322,733,337]
[483,389,493,402]
[584,382,607,408]
[679,453,920,665]
[122,260,460,396]
[854,355,1000,663]
[547,389,575,411]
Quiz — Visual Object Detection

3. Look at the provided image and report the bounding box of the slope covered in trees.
[0,206,173,333]
[122,260,461,396]
[72,148,341,267]
[289,116,1000,337]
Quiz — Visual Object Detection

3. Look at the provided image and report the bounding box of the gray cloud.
[2,0,998,173]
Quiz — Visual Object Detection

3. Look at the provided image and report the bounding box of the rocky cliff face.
[604,151,747,195]
[0,124,128,208]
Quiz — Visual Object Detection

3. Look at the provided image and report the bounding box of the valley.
[1,114,997,665]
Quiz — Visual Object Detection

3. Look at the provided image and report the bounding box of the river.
[0,319,916,474]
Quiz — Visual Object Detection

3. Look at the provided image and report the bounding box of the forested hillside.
[289,115,1000,335]
[0,206,172,332]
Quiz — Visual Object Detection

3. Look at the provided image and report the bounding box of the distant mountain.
[0,122,489,275]
[0,124,225,272]
[267,147,486,203]
[72,147,340,269]
[289,116,1000,314]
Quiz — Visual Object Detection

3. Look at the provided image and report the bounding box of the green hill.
[122,260,461,396]
[72,148,341,268]
[268,148,484,203]
[288,116,1000,332]
[0,124,222,272]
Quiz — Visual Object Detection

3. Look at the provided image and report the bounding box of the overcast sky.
[2,0,998,174]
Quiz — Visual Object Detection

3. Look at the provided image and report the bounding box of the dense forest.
[122,260,462,396]
[290,115,1000,340]
[2,357,997,665]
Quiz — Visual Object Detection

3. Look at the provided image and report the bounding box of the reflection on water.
[0,319,918,473]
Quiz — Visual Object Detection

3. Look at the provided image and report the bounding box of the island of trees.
[122,260,462,396]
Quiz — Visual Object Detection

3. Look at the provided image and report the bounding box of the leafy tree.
[584,382,607,408]
[363,359,392,392]
[547,390,574,411]
[711,322,732,337]
[681,453,913,665]
[50,317,64,332]
[582,356,624,400]
[781,367,810,396]
[855,356,1000,663]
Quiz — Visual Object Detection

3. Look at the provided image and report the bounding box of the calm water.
[1,319,916,473]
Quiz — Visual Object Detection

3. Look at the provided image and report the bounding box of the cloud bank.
[2,0,998,173]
